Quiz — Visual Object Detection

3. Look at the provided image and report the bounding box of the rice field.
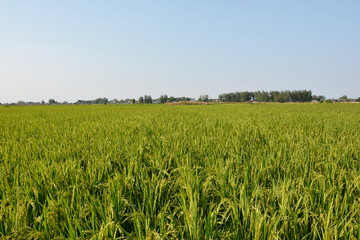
[0,103,359,239]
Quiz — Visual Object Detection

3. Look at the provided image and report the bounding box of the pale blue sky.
[1,1,359,102]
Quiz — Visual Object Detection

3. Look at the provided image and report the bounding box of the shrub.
[325,99,333,103]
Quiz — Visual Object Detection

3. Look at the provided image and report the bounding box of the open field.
[0,104,360,239]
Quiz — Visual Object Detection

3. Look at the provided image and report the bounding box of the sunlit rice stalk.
[0,103,359,239]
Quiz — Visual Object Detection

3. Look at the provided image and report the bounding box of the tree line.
[219,90,316,103]
[73,95,194,105]
[4,91,360,106]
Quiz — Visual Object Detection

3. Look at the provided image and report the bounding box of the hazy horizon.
[1,1,359,103]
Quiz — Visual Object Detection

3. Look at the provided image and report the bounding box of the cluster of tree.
[168,96,191,102]
[336,95,360,102]
[75,95,193,105]
[76,97,109,105]
[156,95,193,103]
[219,90,313,102]
[198,94,210,102]
[48,99,57,104]
[110,99,135,104]
[12,99,68,105]
[312,95,326,101]
[219,91,253,102]
[139,95,153,103]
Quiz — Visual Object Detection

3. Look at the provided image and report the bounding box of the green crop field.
[0,103,359,239]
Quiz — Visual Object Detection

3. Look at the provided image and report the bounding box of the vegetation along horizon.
[0,103,359,239]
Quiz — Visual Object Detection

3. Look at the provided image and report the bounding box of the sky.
[0,1,359,103]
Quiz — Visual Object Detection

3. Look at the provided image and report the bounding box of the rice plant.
[0,103,359,239]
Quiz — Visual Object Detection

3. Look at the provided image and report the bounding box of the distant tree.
[240,91,251,102]
[76,100,92,104]
[198,94,209,102]
[148,95,153,103]
[339,95,347,100]
[325,99,333,103]
[93,97,108,104]
[139,96,144,103]
[180,96,190,101]
[48,99,56,104]
[356,97,360,102]
[312,95,326,101]
[159,95,168,104]
[41,100,45,105]
[254,91,270,102]
[270,91,282,102]
[290,90,312,102]
[219,90,313,102]
[167,96,174,102]
[204,94,209,102]
[144,95,152,104]
[131,99,135,104]
[339,95,349,102]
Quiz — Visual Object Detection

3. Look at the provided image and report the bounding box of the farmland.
[0,103,359,239]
